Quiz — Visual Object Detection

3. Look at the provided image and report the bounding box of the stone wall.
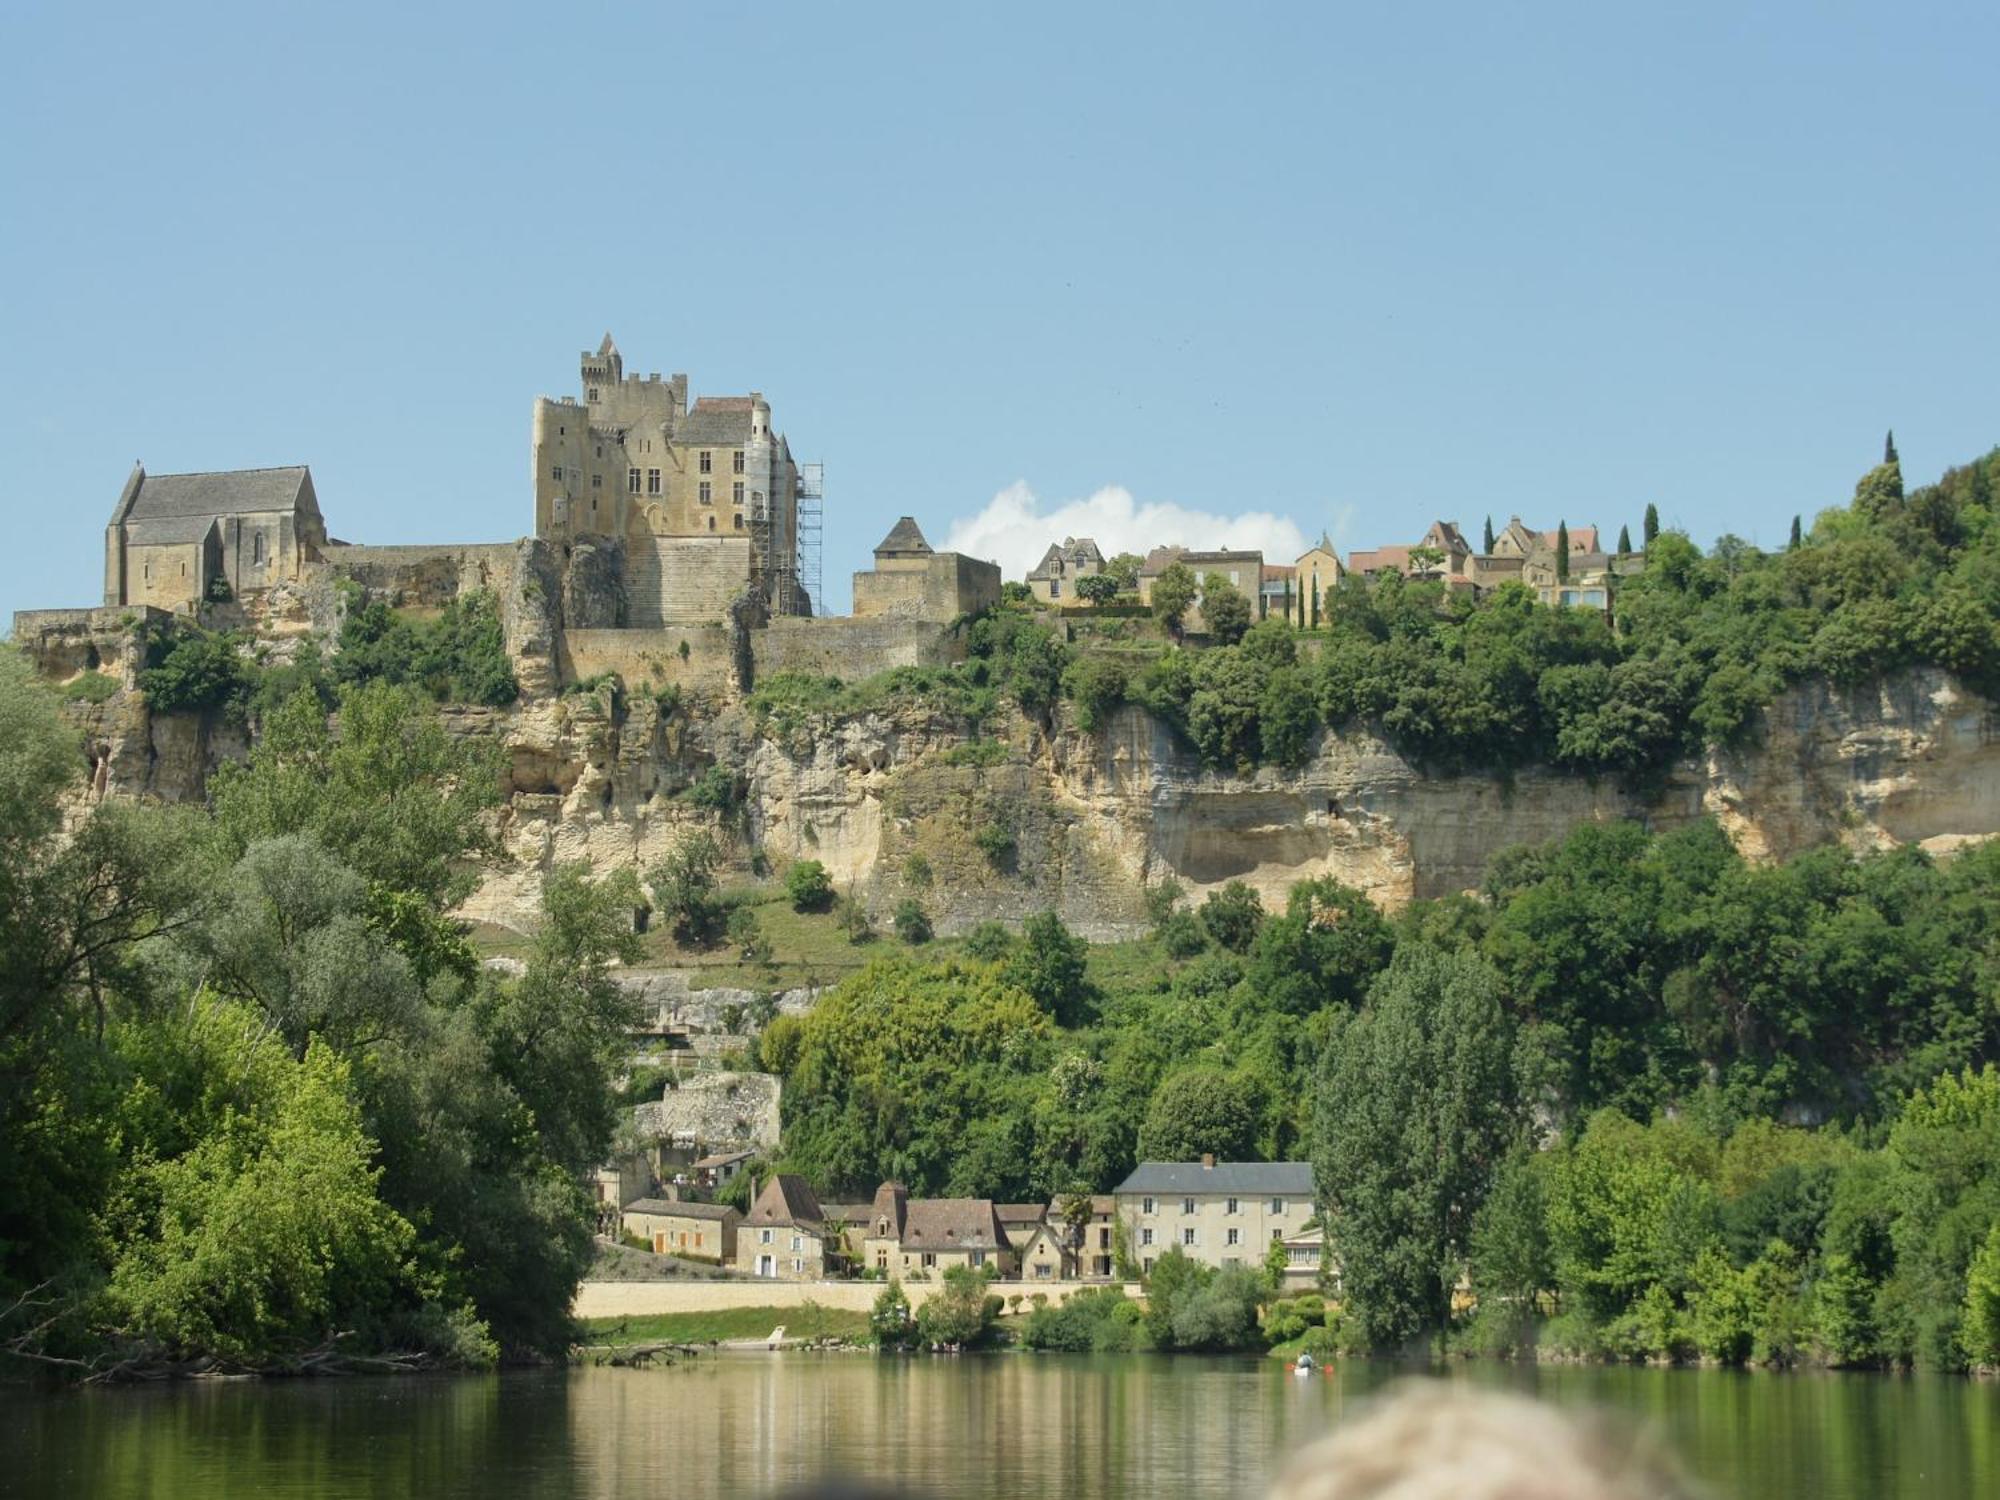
[560,627,738,693]
[751,616,968,679]
[852,551,1001,622]
[572,1277,1143,1319]
[626,536,753,627]
[632,1072,782,1153]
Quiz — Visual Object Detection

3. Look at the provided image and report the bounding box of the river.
[7,1356,1997,1499]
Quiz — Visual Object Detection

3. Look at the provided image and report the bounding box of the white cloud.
[940,482,1324,578]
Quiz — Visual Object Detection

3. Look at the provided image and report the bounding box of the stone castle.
[88,337,999,684]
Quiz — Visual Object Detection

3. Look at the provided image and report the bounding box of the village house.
[621,1199,742,1263]
[862,1182,1016,1279]
[1290,534,1344,627]
[1113,1157,1314,1277]
[736,1174,836,1280]
[689,1149,754,1192]
[1024,536,1107,604]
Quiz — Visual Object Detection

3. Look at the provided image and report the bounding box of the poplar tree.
[1555,521,1570,581]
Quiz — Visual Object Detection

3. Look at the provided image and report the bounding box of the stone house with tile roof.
[104,464,327,611]
[861,1181,1016,1278]
[736,1173,836,1280]
[1024,536,1107,604]
[621,1198,742,1263]
[1114,1158,1315,1276]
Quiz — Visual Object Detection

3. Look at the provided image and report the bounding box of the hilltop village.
[59,332,1628,688]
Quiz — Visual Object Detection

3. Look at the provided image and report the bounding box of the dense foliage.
[758,804,2000,1368]
[0,657,634,1375]
[755,447,2000,782]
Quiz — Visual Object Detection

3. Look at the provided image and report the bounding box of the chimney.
[1201,1153,1215,1169]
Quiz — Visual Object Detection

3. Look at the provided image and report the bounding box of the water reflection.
[4,1355,1996,1500]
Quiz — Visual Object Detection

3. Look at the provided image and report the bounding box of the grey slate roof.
[124,466,311,521]
[1113,1161,1315,1196]
[900,1198,1008,1253]
[874,516,931,555]
[623,1198,741,1221]
[124,515,221,546]
[675,397,756,447]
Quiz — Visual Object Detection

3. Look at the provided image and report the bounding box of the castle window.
[588,388,599,403]
[551,464,563,481]
[699,482,712,504]
[591,474,602,490]
[732,482,745,505]
[732,451,745,474]
[699,451,712,474]
[647,469,661,495]
[733,513,743,530]
[707,516,715,531]
[628,468,641,494]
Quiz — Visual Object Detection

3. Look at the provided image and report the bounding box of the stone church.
[103,464,327,609]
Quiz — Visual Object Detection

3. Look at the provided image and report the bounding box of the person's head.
[1267,1382,1699,1500]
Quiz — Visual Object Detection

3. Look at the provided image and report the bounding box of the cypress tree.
[1555,521,1570,581]
[1310,585,1320,631]
[1885,429,1898,465]
[1789,514,1803,551]
[1643,503,1660,548]
[1282,578,1293,627]
[1616,523,1632,555]
[1482,515,1495,553]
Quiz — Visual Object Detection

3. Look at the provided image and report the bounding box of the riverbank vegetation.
[0,657,630,1378]
[756,808,2000,1371]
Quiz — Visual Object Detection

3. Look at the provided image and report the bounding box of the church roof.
[675,397,758,448]
[124,515,221,546]
[118,466,313,524]
[874,517,932,555]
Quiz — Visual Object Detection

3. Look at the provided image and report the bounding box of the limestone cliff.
[15,605,1999,941]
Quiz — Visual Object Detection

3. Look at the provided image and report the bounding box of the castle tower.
[581,332,622,403]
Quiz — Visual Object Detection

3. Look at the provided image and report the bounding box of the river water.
[7,1355,1997,1499]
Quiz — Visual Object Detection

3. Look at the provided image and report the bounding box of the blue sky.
[4,1,1995,618]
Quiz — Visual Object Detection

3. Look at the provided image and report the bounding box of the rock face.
[633,1073,781,1154]
[461,667,2000,939]
[17,598,2000,939]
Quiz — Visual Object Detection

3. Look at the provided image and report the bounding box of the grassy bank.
[581,1305,871,1347]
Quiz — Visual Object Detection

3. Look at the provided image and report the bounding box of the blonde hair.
[1267,1382,1700,1500]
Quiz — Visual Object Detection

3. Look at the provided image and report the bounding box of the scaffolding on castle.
[796,463,824,617]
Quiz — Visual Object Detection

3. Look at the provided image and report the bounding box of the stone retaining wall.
[573,1278,1141,1319]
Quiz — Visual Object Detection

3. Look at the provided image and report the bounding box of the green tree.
[1643,502,1660,547]
[1062,654,1130,733]
[1200,573,1252,645]
[1246,877,1395,1016]
[1004,910,1092,1027]
[1151,562,1199,637]
[1198,881,1266,953]
[914,1265,1000,1346]
[1075,572,1121,608]
[648,831,726,945]
[785,858,835,912]
[1467,1147,1554,1349]
[1138,1068,1264,1162]
[1555,521,1571,581]
[1788,514,1803,551]
[1313,944,1520,1351]
[1103,552,1144,590]
[1483,515,1496,553]
[870,1280,916,1348]
[1617,523,1632,554]
[893,897,933,944]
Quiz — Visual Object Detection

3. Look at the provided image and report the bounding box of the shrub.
[785,859,835,913]
[834,892,874,944]
[682,764,745,818]
[646,831,726,947]
[962,921,1014,961]
[1199,881,1266,953]
[139,626,252,716]
[974,823,1016,869]
[893,898,933,945]
[902,853,933,890]
[63,670,120,703]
